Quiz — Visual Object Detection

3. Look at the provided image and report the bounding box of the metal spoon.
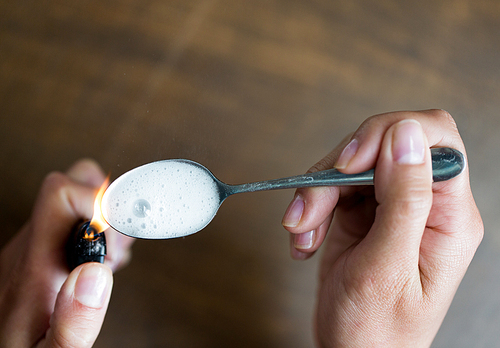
[101,147,464,239]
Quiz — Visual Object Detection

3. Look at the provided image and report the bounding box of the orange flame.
[90,177,110,234]
[83,230,95,240]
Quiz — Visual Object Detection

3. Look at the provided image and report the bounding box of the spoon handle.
[226,147,464,195]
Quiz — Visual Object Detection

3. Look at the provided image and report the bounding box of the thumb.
[359,119,433,271]
[38,263,113,348]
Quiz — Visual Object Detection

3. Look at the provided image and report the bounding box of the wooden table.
[1,1,500,346]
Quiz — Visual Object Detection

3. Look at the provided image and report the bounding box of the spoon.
[101,147,464,239]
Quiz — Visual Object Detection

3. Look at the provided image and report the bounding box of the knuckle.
[430,108,454,121]
[382,183,432,223]
[398,187,432,215]
[35,171,76,220]
[356,113,382,134]
[474,219,485,246]
[41,171,70,195]
[427,109,459,132]
[52,320,96,348]
[308,155,335,173]
[51,331,71,348]
[465,210,484,251]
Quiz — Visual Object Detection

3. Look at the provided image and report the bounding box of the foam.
[101,160,220,239]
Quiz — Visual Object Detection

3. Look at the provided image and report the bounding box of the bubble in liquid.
[127,218,132,223]
[133,199,151,218]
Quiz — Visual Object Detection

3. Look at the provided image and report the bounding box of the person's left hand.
[0,159,134,347]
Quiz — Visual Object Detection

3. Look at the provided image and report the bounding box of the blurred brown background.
[1,0,499,347]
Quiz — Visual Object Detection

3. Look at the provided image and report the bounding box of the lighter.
[67,220,107,270]
[67,177,110,270]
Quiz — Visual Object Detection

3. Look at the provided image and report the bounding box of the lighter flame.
[83,230,95,240]
[90,177,110,233]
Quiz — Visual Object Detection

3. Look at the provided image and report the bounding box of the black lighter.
[67,220,107,270]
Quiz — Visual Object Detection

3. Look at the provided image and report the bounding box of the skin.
[282,110,483,347]
[0,159,134,348]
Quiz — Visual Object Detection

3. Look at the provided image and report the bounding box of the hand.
[0,159,134,348]
[282,110,483,347]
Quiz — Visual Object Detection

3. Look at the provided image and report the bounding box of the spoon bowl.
[101,147,464,239]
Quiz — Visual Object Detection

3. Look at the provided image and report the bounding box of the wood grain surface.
[1,0,499,347]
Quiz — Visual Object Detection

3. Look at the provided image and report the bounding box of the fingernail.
[74,264,110,308]
[282,195,305,227]
[293,230,315,250]
[335,138,359,169]
[392,119,426,164]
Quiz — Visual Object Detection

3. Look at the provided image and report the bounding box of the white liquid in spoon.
[101,160,220,239]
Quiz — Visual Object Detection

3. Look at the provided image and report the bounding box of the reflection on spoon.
[101,147,464,239]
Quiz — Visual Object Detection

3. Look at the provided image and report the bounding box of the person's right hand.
[282,110,483,347]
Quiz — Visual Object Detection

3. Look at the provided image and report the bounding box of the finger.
[281,134,352,255]
[334,109,465,174]
[66,159,107,188]
[282,132,353,228]
[28,172,96,257]
[104,228,135,272]
[289,212,333,260]
[37,263,113,348]
[282,185,340,231]
[355,119,432,273]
